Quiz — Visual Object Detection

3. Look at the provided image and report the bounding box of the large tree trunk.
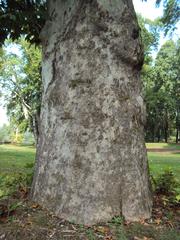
[31,0,152,224]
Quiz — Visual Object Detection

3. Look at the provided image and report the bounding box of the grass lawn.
[148,152,180,180]
[0,143,179,181]
[0,143,179,194]
[0,144,35,174]
[146,142,180,150]
[0,143,179,240]
[146,143,180,183]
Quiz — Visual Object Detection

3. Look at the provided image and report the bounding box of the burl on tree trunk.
[31,0,152,224]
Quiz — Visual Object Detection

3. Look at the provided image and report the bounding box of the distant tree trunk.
[176,129,179,143]
[31,112,40,145]
[176,111,180,143]
[164,124,168,143]
[152,124,155,142]
[157,128,161,142]
[164,110,168,143]
[31,0,152,224]
[165,131,168,143]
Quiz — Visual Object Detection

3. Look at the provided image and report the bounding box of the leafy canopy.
[0,0,179,45]
[0,38,42,135]
[143,0,180,34]
[143,39,180,142]
[0,0,47,45]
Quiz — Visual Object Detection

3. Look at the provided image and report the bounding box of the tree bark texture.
[31,0,152,224]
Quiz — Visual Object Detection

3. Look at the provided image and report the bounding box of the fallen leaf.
[103,236,113,240]
[155,218,161,225]
[31,203,39,209]
[26,220,33,225]
[94,226,110,234]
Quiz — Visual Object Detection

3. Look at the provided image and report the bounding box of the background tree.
[159,0,180,35]
[137,14,160,59]
[0,124,12,143]
[137,10,179,143]
[0,0,46,45]
[0,0,179,46]
[143,40,180,142]
[0,39,42,143]
[144,0,180,34]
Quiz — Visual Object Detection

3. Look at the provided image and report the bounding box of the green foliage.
[0,199,22,222]
[109,216,127,240]
[137,14,160,58]
[86,229,96,240]
[155,170,178,195]
[0,123,35,144]
[8,201,23,213]
[143,40,180,142]
[110,216,124,225]
[0,0,178,47]
[143,0,180,35]
[0,171,33,199]
[138,3,179,142]
[0,144,35,199]
[0,38,42,141]
[0,124,11,142]
[0,0,47,45]
[161,0,180,35]
[22,132,35,145]
[11,132,24,144]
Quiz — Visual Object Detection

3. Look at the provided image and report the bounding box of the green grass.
[0,143,179,180]
[146,142,180,150]
[0,144,35,174]
[126,223,180,240]
[0,143,179,181]
[146,143,180,182]
[0,144,179,239]
[148,152,180,180]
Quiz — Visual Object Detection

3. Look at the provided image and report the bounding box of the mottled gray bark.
[31,0,152,224]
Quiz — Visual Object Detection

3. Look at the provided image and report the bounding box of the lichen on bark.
[31,0,152,224]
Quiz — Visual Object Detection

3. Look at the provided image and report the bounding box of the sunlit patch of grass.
[0,144,35,174]
[146,142,180,150]
[148,152,180,182]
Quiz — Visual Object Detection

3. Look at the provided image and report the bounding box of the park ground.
[0,143,179,239]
